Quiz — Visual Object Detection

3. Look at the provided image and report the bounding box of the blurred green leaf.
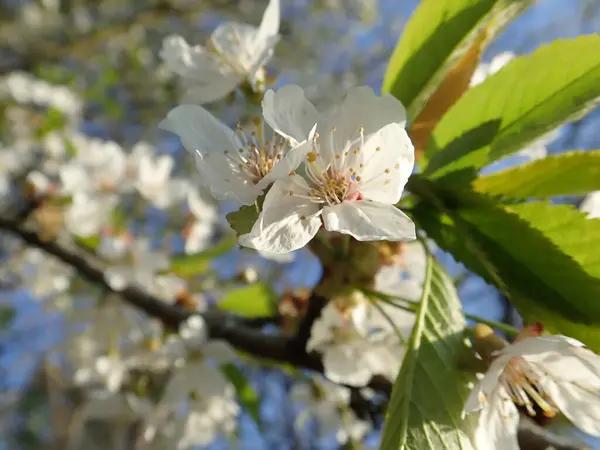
[218,283,277,318]
[221,363,261,424]
[380,256,476,450]
[35,108,68,138]
[169,238,237,277]
[75,235,101,250]
[0,306,15,328]
[474,150,600,198]
[226,196,265,237]
[425,35,600,178]
[411,179,600,350]
[382,0,531,120]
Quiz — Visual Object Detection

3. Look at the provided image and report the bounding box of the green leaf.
[380,255,476,450]
[425,35,600,178]
[75,235,101,250]
[509,202,600,279]
[226,196,265,236]
[0,306,15,329]
[410,179,600,350]
[382,0,531,119]
[218,283,277,318]
[169,238,236,277]
[474,150,600,198]
[35,108,68,138]
[221,363,261,424]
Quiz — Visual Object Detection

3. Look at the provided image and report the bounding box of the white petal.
[473,386,520,450]
[463,354,512,414]
[262,85,321,145]
[238,176,321,253]
[246,0,280,79]
[502,335,582,358]
[202,340,238,363]
[60,162,91,193]
[357,123,414,204]
[160,35,223,80]
[159,104,241,157]
[195,151,261,205]
[522,341,600,388]
[255,0,280,51]
[183,76,241,105]
[323,346,373,387]
[322,200,415,242]
[326,86,407,152]
[211,22,258,72]
[541,376,600,436]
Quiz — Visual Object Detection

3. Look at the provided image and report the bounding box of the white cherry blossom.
[184,187,217,254]
[64,192,117,237]
[134,151,187,208]
[81,391,152,423]
[59,138,126,194]
[239,85,416,254]
[290,378,370,443]
[374,241,427,302]
[160,0,280,104]
[464,335,600,450]
[98,235,170,291]
[20,248,73,298]
[160,103,311,206]
[307,300,405,386]
[156,360,240,448]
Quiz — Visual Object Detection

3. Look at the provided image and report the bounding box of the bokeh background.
[1,0,600,449]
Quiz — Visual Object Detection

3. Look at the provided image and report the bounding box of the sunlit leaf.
[380,256,476,450]
[425,35,600,178]
[473,150,600,198]
[382,0,531,119]
[169,238,237,277]
[218,283,277,318]
[411,178,600,350]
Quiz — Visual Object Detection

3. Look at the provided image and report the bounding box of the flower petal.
[239,176,321,253]
[322,200,416,242]
[183,76,241,105]
[326,86,407,152]
[473,386,520,450]
[262,85,321,145]
[254,0,280,51]
[357,122,415,204]
[194,151,261,205]
[323,345,373,387]
[160,35,224,80]
[211,22,258,71]
[247,0,280,79]
[159,104,241,157]
[540,376,600,436]
[463,354,512,415]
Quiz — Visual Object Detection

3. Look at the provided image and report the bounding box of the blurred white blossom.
[160,0,280,103]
